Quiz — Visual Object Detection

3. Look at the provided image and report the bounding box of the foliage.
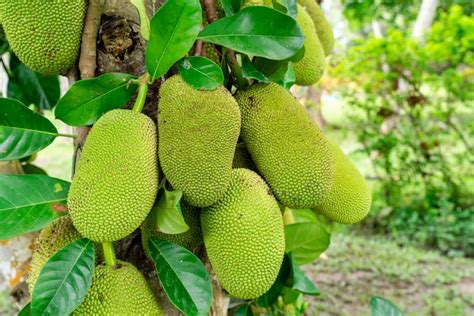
[329,5,474,256]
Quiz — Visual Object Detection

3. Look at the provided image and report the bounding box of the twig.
[194,40,204,56]
[202,0,218,23]
[225,49,249,89]
[79,0,103,79]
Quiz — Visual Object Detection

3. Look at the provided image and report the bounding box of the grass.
[305,233,474,316]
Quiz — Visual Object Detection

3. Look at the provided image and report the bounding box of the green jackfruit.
[292,5,326,86]
[298,0,335,55]
[141,201,202,253]
[0,0,86,75]
[232,142,257,171]
[68,109,158,243]
[202,169,285,299]
[314,141,371,224]
[204,42,220,65]
[28,216,82,293]
[72,261,163,315]
[235,83,334,209]
[158,75,241,207]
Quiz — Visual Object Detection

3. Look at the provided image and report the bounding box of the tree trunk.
[412,0,439,40]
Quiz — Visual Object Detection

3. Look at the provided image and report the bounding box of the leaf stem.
[132,74,150,113]
[57,133,78,139]
[102,242,117,267]
[224,49,249,89]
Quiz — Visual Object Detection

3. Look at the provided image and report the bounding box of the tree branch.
[79,0,103,79]
[202,0,218,23]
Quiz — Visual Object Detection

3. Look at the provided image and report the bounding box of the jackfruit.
[232,142,257,171]
[0,0,86,75]
[141,201,202,253]
[201,169,285,299]
[235,83,334,209]
[204,42,220,65]
[68,109,158,243]
[298,0,335,55]
[72,261,163,315]
[292,5,326,86]
[314,141,371,224]
[158,75,240,207]
[28,216,82,293]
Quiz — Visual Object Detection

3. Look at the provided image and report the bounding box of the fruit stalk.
[102,242,117,267]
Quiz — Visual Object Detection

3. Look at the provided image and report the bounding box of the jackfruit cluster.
[68,109,158,243]
[298,0,335,55]
[235,83,334,209]
[232,142,257,171]
[158,75,241,207]
[202,169,285,299]
[141,201,203,254]
[292,4,326,86]
[28,216,82,293]
[72,261,163,315]
[0,0,86,75]
[314,141,371,224]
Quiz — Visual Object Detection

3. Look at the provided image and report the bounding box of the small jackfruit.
[235,83,334,209]
[201,169,285,299]
[158,75,241,207]
[72,261,163,315]
[28,216,82,293]
[314,141,371,224]
[0,0,86,75]
[232,142,257,171]
[68,109,158,243]
[292,5,326,86]
[141,201,202,254]
[298,0,335,55]
[204,42,220,65]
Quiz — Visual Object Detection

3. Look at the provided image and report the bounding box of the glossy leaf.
[0,175,69,240]
[273,0,297,18]
[285,222,330,264]
[287,253,320,296]
[234,304,253,316]
[279,62,295,89]
[256,254,291,307]
[0,98,58,161]
[370,296,404,316]
[178,57,224,90]
[222,0,243,16]
[241,55,269,82]
[151,182,189,234]
[131,0,150,40]
[31,239,95,316]
[21,164,48,175]
[54,73,138,126]
[198,6,304,60]
[292,209,319,223]
[7,62,60,110]
[17,302,31,316]
[146,0,202,81]
[149,238,212,316]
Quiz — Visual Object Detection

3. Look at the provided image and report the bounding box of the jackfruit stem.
[132,83,149,113]
[57,133,77,139]
[102,242,117,267]
[224,48,249,89]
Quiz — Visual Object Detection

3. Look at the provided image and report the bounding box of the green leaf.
[370,296,404,316]
[178,56,224,90]
[256,254,291,307]
[0,26,9,55]
[149,238,212,316]
[31,239,95,316]
[0,175,69,240]
[0,98,58,161]
[222,0,243,16]
[241,55,269,82]
[146,0,202,81]
[151,182,189,234]
[273,0,297,18]
[287,253,320,296]
[285,222,330,264]
[17,302,31,316]
[130,0,151,40]
[198,6,304,60]
[21,164,48,175]
[54,73,138,126]
[292,209,319,223]
[234,304,253,316]
[7,63,60,110]
[279,63,295,89]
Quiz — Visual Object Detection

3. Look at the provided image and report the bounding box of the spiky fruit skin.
[28,216,82,293]
[202,169,285,299]
[235,83,334,209]
[68,110,158,243]
[141,202,203,254]
[0,0,86,75]
[293,5,326,86]
[72,261,163,315]
[298,0,334,55]
[204,42,220,65]
[158,75,241,207]
[232,143,258,171]
[314,141,372,224]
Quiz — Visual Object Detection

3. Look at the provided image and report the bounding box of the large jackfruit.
[232,142,257,171]
[292,5,326,86]
[28,216,82,293]
[68,109,158,243]
[72,261,163,315]
[235,83,334,209]
[314,141,371,224]
[201,169,285,299]
[141,201,203,253]
[298,0,335,55]
[158,75,241,207]
[0,0,86,75]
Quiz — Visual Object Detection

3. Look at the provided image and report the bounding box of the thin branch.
[202,0,218,23]
[79,0,103,79]
[224,49,249,89]
[194,40,204,56]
